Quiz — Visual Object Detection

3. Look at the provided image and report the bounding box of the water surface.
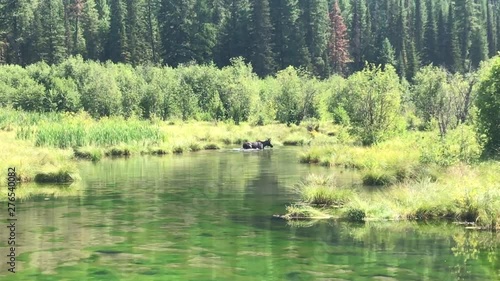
[1,148,499,280]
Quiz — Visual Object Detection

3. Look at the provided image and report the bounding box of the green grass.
[34,170,75,183]
[285,163,500,230]
[29,114,163,148]
[295,174,355,206]
[74,146,104,162]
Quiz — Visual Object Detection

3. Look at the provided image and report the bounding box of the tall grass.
[286,163,500,229]
[294,174,355,206]
[29,115,163,148]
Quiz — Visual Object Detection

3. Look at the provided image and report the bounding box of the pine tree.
[270,0,310,70]
[1,0,35,65]
[215,0,252,67]
[36,0,67,64]
[350,0,367,71]
[328,0,350,75]
[106,0,129,62]
[423,0,436,65]
[414,0,425,53]
[300,0,330,77]
[486,1,497,57]
[190,0,218,64]
[126,0,144,64]
[249,0,275,77]
[380,37,396,67]
[455,0,474,69]
[158,0,196,66]
[445,1,461,72]
[436,5,447,67]
[470,21,488,69]
[82,0,102,60]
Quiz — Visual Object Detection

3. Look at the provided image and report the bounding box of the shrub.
[344,208,366,222]
[476,56,500,154]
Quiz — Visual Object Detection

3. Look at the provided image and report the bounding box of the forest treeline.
[0,0,498,79]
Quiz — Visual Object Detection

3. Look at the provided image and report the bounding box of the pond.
[1,148,499,280]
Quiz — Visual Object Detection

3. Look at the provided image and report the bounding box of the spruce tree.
[158,0,196,66]
[486,1,497,57]
[380,37,396,67]
[436,5,447,67]
[36,0,67,64]
[470,23,488,69]
[190,0,218,64]
[82,0,101,60]
[423,0,436,65]
[414,0,425,53]
[455,0,474,69]
[270,0,310,70]
[249,0,275,77]
[1,0,35,65]
[70,0,86,56]
[144,0,160,64]
[445,1,461,72]
[215,0,252,67]
[106,0,129,62]
[300,0,330,77]
[350,0,367,71]
[126,0,145,64]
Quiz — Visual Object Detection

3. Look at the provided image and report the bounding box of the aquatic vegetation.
[286,163,500,229]
[203,143,220,150]
[295,174,354,206]
[0,131,80,200]
[361,169,396,186]
[30,114,163,148]
[73,146,104,162]
[34,170,75,183]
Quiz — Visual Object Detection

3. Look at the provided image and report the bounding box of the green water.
[1,148,499,280]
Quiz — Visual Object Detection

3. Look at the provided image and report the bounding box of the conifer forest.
[0,0,497,79]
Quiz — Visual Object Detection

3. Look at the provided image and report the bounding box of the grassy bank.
[289,125,500,229]
[286,161,500,230]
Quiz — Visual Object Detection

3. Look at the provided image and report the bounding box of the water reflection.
[0,148,498,280]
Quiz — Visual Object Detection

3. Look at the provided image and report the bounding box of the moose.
[242,138,273,150]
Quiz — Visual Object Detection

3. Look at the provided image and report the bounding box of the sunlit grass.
[0,182,84,201]
[294,174,355,206]
[0,130,77,186]
[286,163,500,229]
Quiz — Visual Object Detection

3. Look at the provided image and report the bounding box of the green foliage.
[275,67,319,125]
[476,56,500,154]
[335,64,403,145]
[33,115,162,149]
[344,208,366,222]
[295,174,354,206]
[419,125,483,166]
[34,171,74,183]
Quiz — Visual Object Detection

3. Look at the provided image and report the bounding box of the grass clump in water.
[362,169,396,186]
[344,208,366,222]
[203,143,220,150]
[74,146,103,162]
[295,174,354,206]
[283,204,332,219]
[34,170,75,183]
